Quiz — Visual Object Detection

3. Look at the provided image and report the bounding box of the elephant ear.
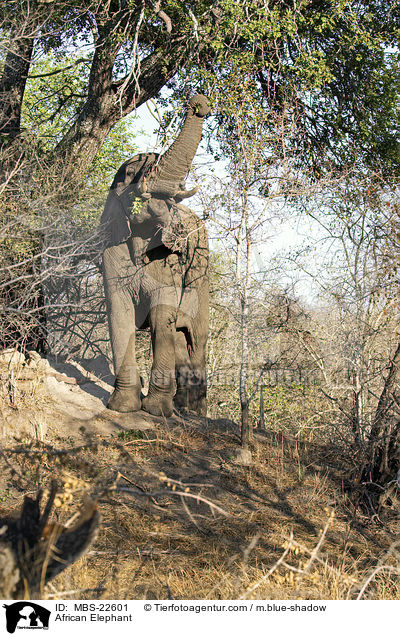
[100,153,159,249]
[100,190,132,249]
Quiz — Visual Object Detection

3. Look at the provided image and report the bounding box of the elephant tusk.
[175,185,199,200]
[138,177,148,194]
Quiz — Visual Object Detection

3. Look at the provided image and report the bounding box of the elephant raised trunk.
[139,94,211,200]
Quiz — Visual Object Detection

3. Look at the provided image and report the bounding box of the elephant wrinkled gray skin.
[100,95,210,418]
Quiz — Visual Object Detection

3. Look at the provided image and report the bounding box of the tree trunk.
[240,304,251,449]
[241,399,251,449]
[258,384,266,430]
[352,369,364,448]
[54,36,193,183]
[360,341,400,487]
[0,30,34,141]
[239,200,252,449]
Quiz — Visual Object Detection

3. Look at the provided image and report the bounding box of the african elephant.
[100,94,210,418]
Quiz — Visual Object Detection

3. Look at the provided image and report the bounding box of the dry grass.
[1,393,400,600]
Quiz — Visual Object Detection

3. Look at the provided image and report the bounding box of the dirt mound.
[0,349,396,601]
[0,348,155,442]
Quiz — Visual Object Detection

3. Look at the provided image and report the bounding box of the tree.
[1,0,400,183]
[0,49,138,352]
[282,174,400,505]
[357,191,400,502]
[201,88,321,456]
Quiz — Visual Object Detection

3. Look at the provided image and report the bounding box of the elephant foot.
[141,393,174,418]
[192,397,207,416]
[174,399,207,417]
[107,388,141,413]
[174,387,207,416]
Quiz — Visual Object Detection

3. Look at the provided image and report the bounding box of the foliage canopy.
[0,0,399,181]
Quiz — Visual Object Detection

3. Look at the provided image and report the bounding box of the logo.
[3,602,50,634]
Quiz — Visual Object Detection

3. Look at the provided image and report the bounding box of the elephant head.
[101,94,211,248]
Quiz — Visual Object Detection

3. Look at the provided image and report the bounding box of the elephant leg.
[103,245,141,412]
[187,333,208,416]
[174,330,193,412]
[141,304,177,418]
[174,329,207,416]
